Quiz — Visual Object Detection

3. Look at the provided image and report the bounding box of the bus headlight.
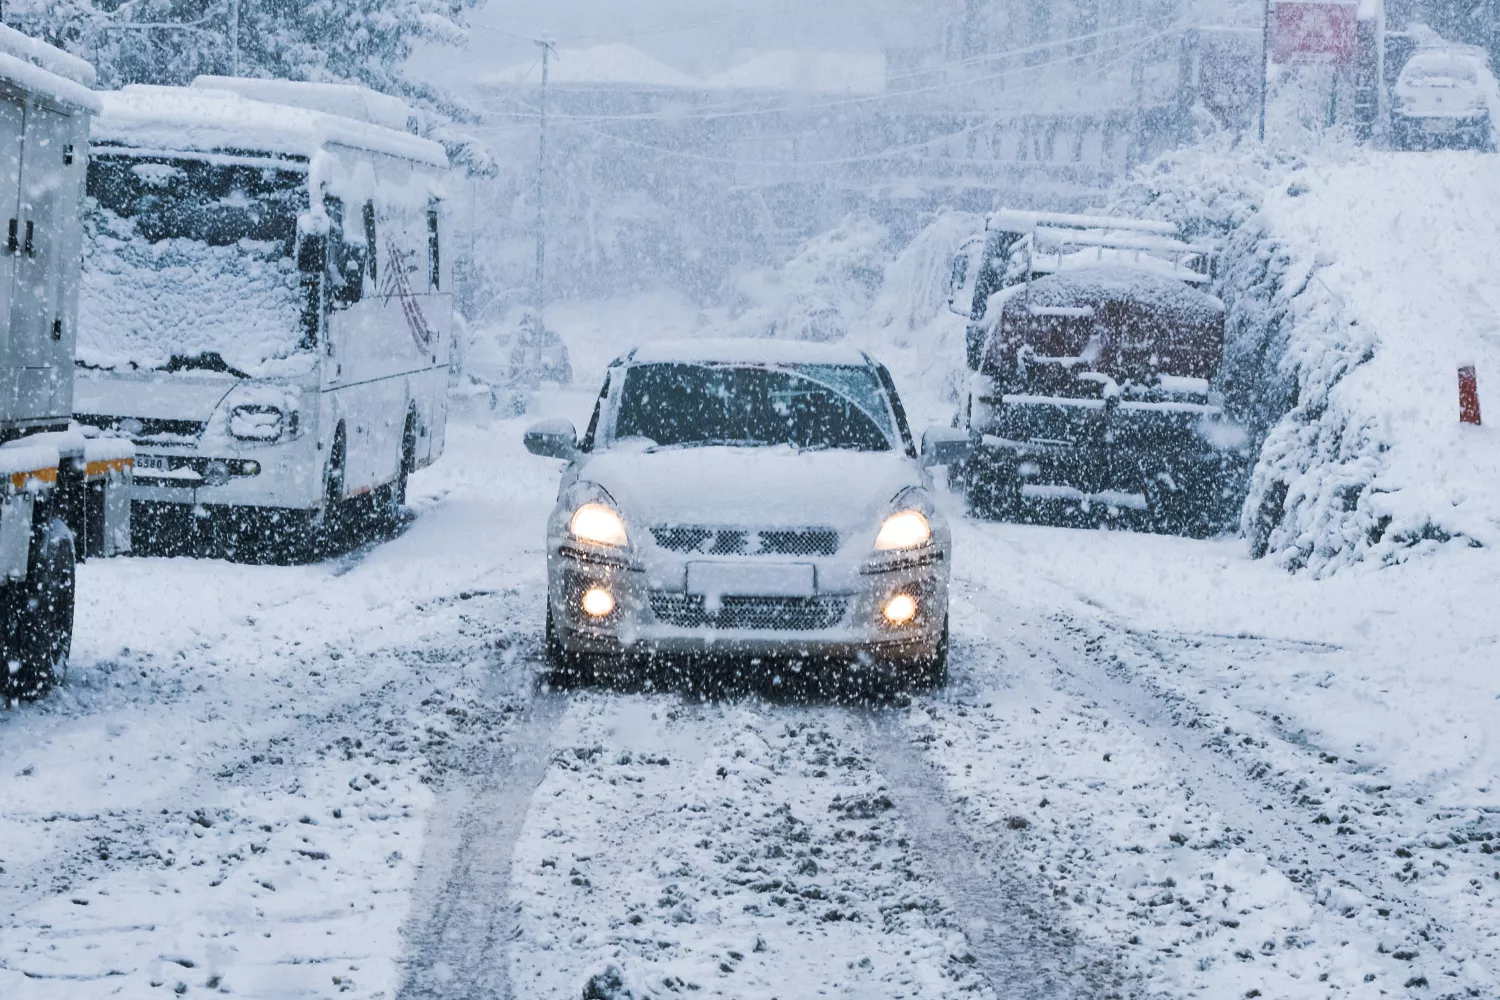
[230,405,288,442]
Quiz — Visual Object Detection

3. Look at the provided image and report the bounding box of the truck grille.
[76,414,206,442]
[651,526,839,557]
[649,593,849,631]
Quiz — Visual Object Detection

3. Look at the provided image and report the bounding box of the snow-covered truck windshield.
[79,154,312,376]
[614,362,895,452]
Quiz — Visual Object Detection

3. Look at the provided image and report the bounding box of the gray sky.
[409,0,951,93]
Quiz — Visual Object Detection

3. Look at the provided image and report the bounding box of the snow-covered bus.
[74,78,453,556]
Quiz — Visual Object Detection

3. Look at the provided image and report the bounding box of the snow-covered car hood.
[575,446,925,535]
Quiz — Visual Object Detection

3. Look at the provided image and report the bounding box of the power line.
[479,17,1180,126]
[490,21,1182,129]
[557,26,1180,170]
[471,0,849,47]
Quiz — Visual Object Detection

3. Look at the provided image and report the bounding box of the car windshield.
[613,361,895,452]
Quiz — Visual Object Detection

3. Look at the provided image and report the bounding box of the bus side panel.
[0,90,27,429]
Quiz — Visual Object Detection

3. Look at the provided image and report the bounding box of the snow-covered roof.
[709,50,887,95]
[191,77,418,133]
[631,339,872,367]
[0,23,95,87]
[0,24,99,114]
[93,85,447,168]
[486,44,702,89]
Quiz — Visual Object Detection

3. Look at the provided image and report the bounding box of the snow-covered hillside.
[1219,153,1500,574]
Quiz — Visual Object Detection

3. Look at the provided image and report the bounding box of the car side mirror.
[524,419,578,460]
[921,426,971,467]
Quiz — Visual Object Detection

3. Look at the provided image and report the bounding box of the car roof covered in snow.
[0,24,99,114]
[93,85,448,167]
[628,339,873,367]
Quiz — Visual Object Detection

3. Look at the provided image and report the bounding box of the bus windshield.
[79,155,314,377]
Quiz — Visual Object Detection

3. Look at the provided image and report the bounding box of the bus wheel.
[4,518,76,701]
[321,427,351,549]
[396,413,417,508]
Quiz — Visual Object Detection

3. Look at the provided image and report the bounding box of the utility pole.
[534,34,556,341]
[230,0,240,76]
[1260,0,1272,142]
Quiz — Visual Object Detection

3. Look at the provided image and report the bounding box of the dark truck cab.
[948,210,1244,535]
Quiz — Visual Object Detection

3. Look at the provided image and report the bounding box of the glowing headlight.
[570,503,628,547]
[875,510,931,551]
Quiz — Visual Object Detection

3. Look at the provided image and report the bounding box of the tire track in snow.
[1036,606,1498,991]
[501,690,1002,999]
[396,655,566,1000]
[947,549,1494,995]
[855,705,1119,1000]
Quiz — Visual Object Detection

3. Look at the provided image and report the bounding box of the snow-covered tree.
[5,0,476,93]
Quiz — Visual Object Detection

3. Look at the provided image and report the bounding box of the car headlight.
[570,502,629,547]
[875,510,932,551]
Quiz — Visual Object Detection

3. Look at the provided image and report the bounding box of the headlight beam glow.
[875,510,931,551]
[570,503,629,547]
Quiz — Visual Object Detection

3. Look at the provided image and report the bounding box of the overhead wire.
[552,24,1183,170]
[478,16,1180,126]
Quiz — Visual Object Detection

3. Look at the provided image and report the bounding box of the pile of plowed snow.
[1220,152,1500,574]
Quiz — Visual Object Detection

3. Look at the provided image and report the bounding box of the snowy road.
[1,409,1496,999]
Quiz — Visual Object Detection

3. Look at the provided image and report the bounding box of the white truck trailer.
[73,78,452,559]
[0,27,132,700]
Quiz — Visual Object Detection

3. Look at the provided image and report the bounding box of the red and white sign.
[1271,1,1359,66]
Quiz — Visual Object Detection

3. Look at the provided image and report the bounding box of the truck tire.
[4,518,76,701]
[1144,459,1230,539]
[963,450,1021,521]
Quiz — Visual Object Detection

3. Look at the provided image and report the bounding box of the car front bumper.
[547,545,949,666]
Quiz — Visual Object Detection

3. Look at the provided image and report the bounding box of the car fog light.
[883,593,919,625]
[203,460,231,487]
[581,587,615,618]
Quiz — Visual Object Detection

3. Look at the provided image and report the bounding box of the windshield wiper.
[645,438,772,452]
[161,352,251,379]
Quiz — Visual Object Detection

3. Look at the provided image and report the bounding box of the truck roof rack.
[990,207,1216,285]
[988,209,1178,237]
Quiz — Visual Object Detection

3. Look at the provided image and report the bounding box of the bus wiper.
[161,352,251,379]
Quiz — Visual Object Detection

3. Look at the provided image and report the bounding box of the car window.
[612,362,894,453]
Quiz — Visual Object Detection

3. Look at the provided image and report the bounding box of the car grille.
[651,526,839,557]
[649,593,849,631]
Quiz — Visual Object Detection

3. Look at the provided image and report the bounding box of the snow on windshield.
[612,362,894,452]
[78,156,311,376]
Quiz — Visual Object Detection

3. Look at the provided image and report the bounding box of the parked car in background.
[524,340,965,690]
[73,78,453,558]
[1391,46,1496,151]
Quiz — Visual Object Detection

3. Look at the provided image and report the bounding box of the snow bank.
[79,211,307,377]
[1218,153,1500,574]
[723,216,890,344]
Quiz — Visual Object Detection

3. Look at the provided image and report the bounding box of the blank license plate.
[687,562,815,598]
[1424,119,1457,132]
